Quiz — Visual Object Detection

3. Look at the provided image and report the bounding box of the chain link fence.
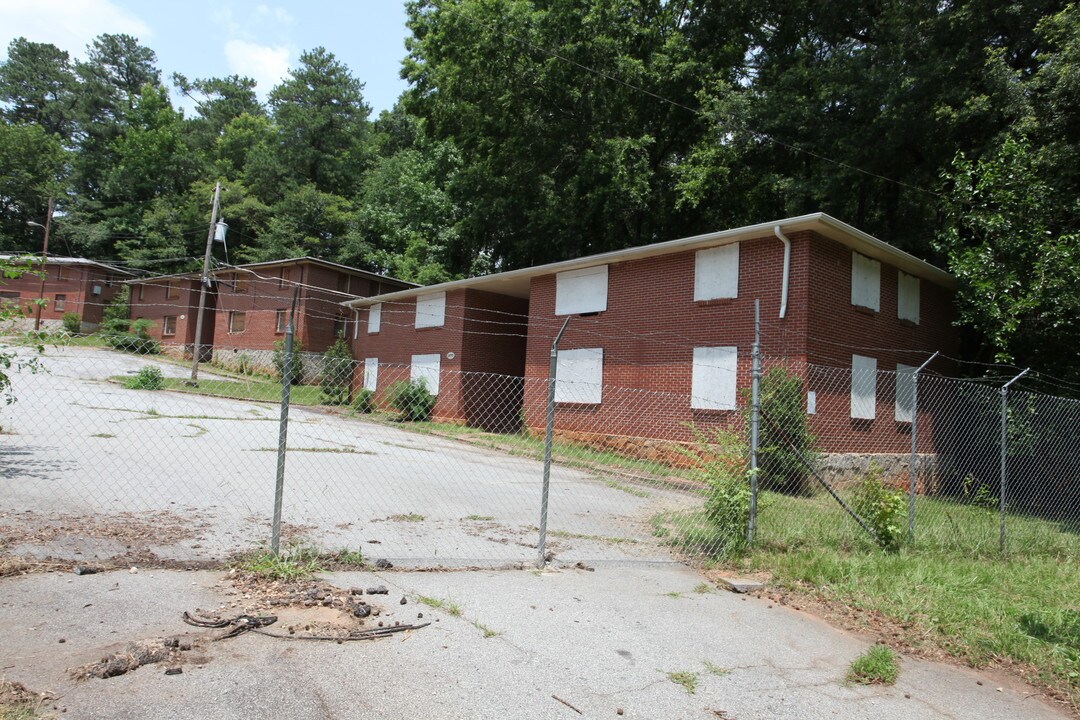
[1,331,1077,570]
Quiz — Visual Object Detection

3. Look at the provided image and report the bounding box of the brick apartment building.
[345,213,957,456]
[0,256,130,332]
[129,257,414,371]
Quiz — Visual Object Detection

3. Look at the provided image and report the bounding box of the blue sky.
[0,0,412,114]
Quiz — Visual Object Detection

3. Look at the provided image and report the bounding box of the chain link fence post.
[748,300,761,545]
[271,291,299,555]
[537,317,570,568]
[999,368,1030,555]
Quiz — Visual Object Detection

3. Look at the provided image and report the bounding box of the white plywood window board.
[368,303,382,333]
[851,354,878,419]
[691,346,738,410]
[897,271,920,324]
[895,363,916,423]
[555,348,604,404]
[555,266,608,316]
[694,243,740,301]
[411,353,441,394]
[364,358,379,392]
[851,252,881,311]
[415,293,446,328]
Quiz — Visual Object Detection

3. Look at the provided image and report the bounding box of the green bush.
[320,338,353,405]
[234,352,255,376]
[61,312,81,334]
[273,338,305,385]
[353,387,376,414]
[102,285,130,324]
[387,379,436,421]
[124,365,164,390]
[754,366,819,495]
[103,317,159,354]
[676,425,753,559]
[851,462,906,552]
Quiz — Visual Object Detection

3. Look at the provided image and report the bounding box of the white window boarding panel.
[691,346,738,410]
[411,353,441,395]
[555,348,603,404]
[897,271,920,324]
[555,266,608,316]
[851,354,877,419]
[415,292,446,328]
[694,243,740,301]
[363,358,379,392]
[851,252,881,311]
[368,303,381,333]
[895,363,916,423]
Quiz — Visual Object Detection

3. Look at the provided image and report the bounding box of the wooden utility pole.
[189,182,221,383]
[32,197,54,332]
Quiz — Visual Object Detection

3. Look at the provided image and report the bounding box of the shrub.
[102,285,130,325]
[754,366,819,495]
[234,352,255,376]
[273,338,305,385]
[387,379,435,421]
[61,312,81,334]
[124,365,164,390]
[320,338,353,405]
[851,462,906,552]
[103,317,158,354]
[847,645,899,685]
[676,425,752,559]
[353,387,376,414]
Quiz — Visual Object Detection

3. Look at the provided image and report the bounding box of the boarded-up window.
[691,346,738,410]
[54,294,66,311]
[276,310,287,333]
[411,353,441,394]
[897,271,920,324]
[279,267,291,289]
[364,358,378,392]
[851,252,881,311]
[895,363,916,423]
[162,316,177,336]
[56,266,68,281]
[228,311,246,333]
[165,280,179,300]
[694,244,740,301]
[337,274,350,293]
[851,354,877,419]
[415,293,446,328]
[233,273,248,293]
[555,266,608,315]
[368,303,382,333]
[555,348,604,404]
[138,284,145,301]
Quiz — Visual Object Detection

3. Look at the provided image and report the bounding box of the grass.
[545,529,639,545]
[604,479,651,498]
[693,582,712,594]
[473,620,501,638]
[464,515,495,521]
[703,660,730,677]
[324,548,365,567]
[234,545,324,581]
[250,446,374,455]
[90,432,115,438]
[664,591,685,599]
[847,645,900,685]
[417,596,462,616]
[388,513,425,522]
[0,680,46,720]
[155,376,326,406]
[664,670,698,694]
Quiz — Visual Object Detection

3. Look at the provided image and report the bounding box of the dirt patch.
[71,638,196,680]
[0,509,208,550]
[0,679,53,717]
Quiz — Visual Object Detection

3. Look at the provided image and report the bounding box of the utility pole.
[189,182,221,384]
[32,197,54,332]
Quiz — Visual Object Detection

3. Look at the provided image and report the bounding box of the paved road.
[0,565,1066,720]
[1,345,698,565]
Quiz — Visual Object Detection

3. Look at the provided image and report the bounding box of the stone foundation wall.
[210,347,326,385]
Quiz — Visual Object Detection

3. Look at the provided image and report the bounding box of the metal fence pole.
[271,292,299,555]
[999,367,1030,555]
[748,300,760,545]
[908,351,939,541]
[537,318,570,569]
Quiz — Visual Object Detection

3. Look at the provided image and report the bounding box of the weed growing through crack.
[464,514,495,521]
[389,513,425,522]
[473,621,501,638]
[846,645,899,685]
[91,433,115,438]
[703,661,730,677]
[236,545,324,581]
[417,596,462,616]
[603,479,651,498]
[694,582,712,594]
[664,591,685,599]
[665,670,698,694]
[326,548,365,567]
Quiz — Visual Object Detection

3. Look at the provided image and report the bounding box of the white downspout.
[773,225,791,319]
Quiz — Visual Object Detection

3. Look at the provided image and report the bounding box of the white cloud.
[255,4,293,25]
[0,0,150,57]
[224,39,291,95]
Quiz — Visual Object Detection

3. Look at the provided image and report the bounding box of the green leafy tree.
[320,337,354,405]
[0,38,78,139]
[0,122,67,249]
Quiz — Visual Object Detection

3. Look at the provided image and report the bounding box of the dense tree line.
[1,1,1078,378]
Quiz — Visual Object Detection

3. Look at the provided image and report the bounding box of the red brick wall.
[212,269,294,352]
[520,230,955,453]
[350,288,529,424]
[1,263,121,326]
[129,278,204,349]
[804,235,958,453]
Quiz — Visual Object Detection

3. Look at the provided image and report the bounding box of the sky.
[0,0,412,114]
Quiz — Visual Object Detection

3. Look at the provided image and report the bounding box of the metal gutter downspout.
[773,226,791,319]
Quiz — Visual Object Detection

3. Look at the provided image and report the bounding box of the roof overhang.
[342,213,955,309]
